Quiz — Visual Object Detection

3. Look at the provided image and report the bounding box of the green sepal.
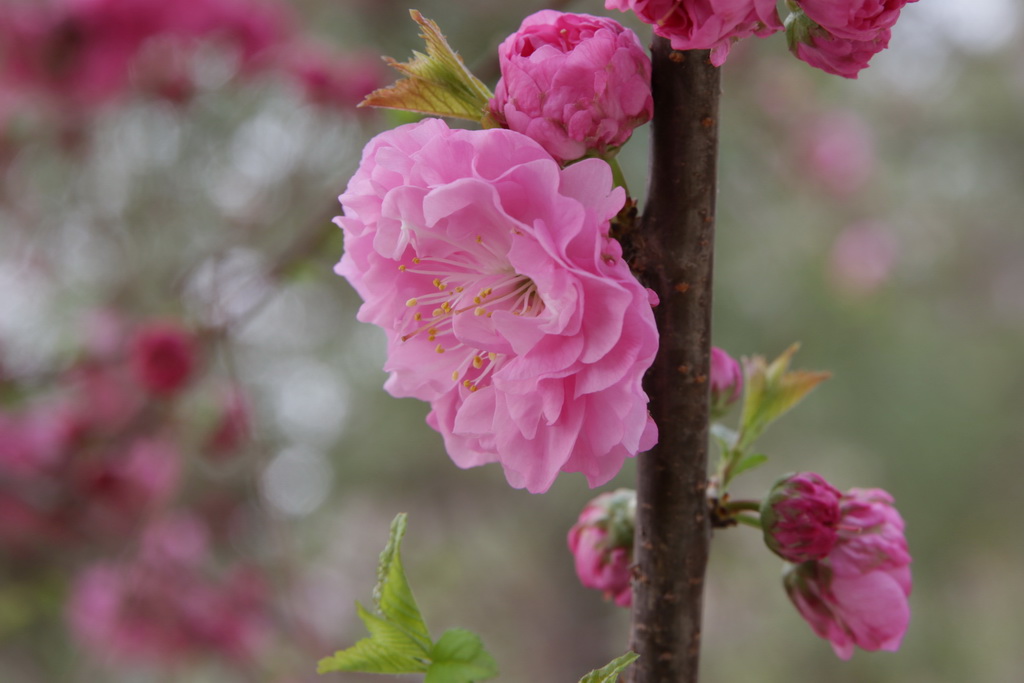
[424,629,499,683]
[578,652,640,683]
[361,10,495,123]
[737,344,830,452]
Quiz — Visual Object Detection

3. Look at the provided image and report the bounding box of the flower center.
[395,233,543,392]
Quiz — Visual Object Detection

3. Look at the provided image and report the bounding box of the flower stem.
[734,514,763,529]
[626,42,720,683]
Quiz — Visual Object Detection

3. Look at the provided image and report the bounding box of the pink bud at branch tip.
[771,475,912,659]
[488,11,652,164]
[567,489,635,607]
[709,346,743,417]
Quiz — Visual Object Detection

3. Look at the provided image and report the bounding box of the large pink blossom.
[489,10,652,163]
[797,0,918,42]
[784,486,911,659]
[605,0,782,66]
[336,118,658,493]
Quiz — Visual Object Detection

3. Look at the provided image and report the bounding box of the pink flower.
[129,320,199,396]
[761,472,842,563]
[797,0,918,42]
[800,111,875,196]
[336,118,658,493]
[279,43,387,110]
[488,10,652,163]
[829,221,898,297]
[709,346,742,415]
[67,547,270,665]
[783,486,912,659]
[76,437,182,535]
[567,489,635,606]
[787,11,891,78]
[605,0,782,67]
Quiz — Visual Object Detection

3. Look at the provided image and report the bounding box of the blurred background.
[0,0,1021,681]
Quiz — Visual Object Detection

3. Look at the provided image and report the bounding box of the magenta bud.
[566,489,635,607]
[761,472,842,563]
[780,483,912,659]
[709,346,743,417]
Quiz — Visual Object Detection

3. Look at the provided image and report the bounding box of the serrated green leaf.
[730,453,769,479]
[374,513,432,654]
[737,344,830,451]
[361,10,494,122]
[424,629,499,683]
[317,603,430,674]
[578,652,640,683]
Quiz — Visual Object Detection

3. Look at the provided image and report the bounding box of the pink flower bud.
[129,320,198,397]
[782,484,912,659]
[489,10,652,163]
[787,11,891,79]
[797,0,918,42]
[761,472,842,563]
[606,0,782,67]
[566,489,635,607]
[709,346,743,416]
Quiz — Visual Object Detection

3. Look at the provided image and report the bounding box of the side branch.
[628,40,720,683]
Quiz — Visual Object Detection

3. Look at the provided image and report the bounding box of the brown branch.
[627,40,720,683]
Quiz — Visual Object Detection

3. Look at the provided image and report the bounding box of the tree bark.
[627,40,720,683]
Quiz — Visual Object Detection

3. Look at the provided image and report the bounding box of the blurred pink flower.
[489,10,652,163]
[567,489,635,606]
[829,221,899,296]
[279,43,386,110]
[709,346,743,414]
[761,472,842,563]
[0,0,294,108]
[67,545,270,665]
[797,0,918,42]
[76,437,182,532]
[605,0,782,66]
[129,320,199,397]
[801,111,875,196]
[336,118,657,493]
[784,486,912,659]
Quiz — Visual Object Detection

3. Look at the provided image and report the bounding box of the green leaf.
[737,344,830,451]
[374,513,433,654]
[318,514,433,675]
[424,629,499,683]
[317,604,430,674]
[730,452,769,479]
[578,652,640,683]
[361,10,495,122]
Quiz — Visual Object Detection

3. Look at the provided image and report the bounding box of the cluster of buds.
[604,0,919,78]
[763,473,912,658]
